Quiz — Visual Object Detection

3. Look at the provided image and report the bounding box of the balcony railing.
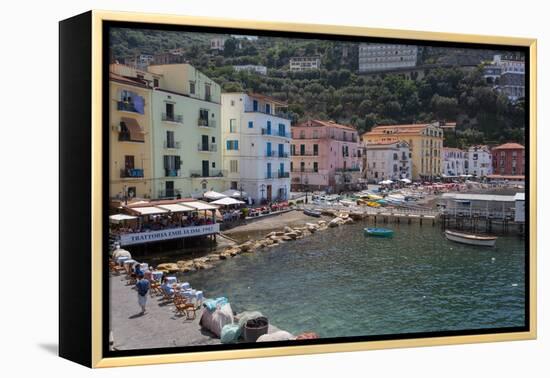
[292,134,357,142]
[117,101,140,113]
[261,128,290,138]
[278,152,289,158]
[164,169,180,177]
[117,132,144,143]
[278,171,290,178]
[198,118,216,128]
[189,169,225,178]
[291,168,317,173]
[163,141,181,149]
[158,189,182,199]
[162,113,183,123]
[291,151,317,156]
[335,167,361,172]
[197,143,217,152]
[120,168,144,178]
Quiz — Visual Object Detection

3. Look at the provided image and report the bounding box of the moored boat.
[304,209,322,218]
[364,227,394,237]
[444,230,497,247]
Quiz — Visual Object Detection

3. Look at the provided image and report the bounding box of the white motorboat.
[444,230,497,247]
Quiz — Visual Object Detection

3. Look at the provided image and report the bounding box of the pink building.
[290,120,363,192]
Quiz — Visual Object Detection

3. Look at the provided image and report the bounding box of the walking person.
[136,272,150,314]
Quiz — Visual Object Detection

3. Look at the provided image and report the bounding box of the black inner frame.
[102,20,531,359]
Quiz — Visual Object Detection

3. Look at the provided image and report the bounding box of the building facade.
[210,37,227,51]
[109,64,155,200]
[147,63,224,199]
[123,53,154,70]
[221,93,291,204]
[483,54,525,101]
[152,52,186,65]
[365,141,411,183]
[362,123,443,181]
[233,65,268,75]
[289,56,321,71]
[291,120,363,192]
[491,142,525,176]
[442,147,467,177]
[358,43,418,73]
[465,145,493,178]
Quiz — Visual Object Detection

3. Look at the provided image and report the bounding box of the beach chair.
[173,295,196,320]
[161,286,174,302]
[149,281,162,297]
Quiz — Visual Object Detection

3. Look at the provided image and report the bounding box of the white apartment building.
[221,93,292,204]
[233,65,268,75]
[442,147,467,177]
[483,54,525,101]
[358,43,418,73]
[366,141,411,182]
[289,56,321,71]
[466,145,493,178]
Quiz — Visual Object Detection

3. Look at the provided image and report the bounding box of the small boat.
[367,201,380,208]
[444,230,497,247]
[304,209,321,218]
[364,228,394,237]
[339,199,356,207]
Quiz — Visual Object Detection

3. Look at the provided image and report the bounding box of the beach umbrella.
[399,178,412,184]
[109,214,138,223]
[203,190,227,200]
[211,197,245,206]
[222,189,248,198]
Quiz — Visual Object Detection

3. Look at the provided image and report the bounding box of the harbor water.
[148,222,526,338]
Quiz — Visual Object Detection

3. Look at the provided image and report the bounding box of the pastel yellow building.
[361,123,444,180]
[147,64,224,199]
[109,64,158,200]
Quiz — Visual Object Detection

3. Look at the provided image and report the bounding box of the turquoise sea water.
[153,223,526,338]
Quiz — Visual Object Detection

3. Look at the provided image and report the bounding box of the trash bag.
[199,303,233,337]
[220,324,242,344]
[257,330,294,342]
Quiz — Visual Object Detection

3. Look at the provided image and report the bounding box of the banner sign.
[119,223,220,246]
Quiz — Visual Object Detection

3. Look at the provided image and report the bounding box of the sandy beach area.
[223,209,323,235]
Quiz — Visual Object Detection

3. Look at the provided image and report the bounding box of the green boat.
[364,227,394,237]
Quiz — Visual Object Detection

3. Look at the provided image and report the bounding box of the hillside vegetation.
[110,28,525,146]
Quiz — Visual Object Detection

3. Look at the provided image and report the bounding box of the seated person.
[161,277,174,295]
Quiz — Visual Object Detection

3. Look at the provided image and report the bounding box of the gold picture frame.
[59,10,537,368]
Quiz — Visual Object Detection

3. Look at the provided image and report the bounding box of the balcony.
[197,143,217,152]
[244,109,292,120]
[291,151,318,156]
[117,131,144,143]
[261,128,290,138]
[164,169,180,177]
[198,118,216,128]
[158,189,182,199]
[120,168,144,178]
[117,101,140,113]
[278,171,290,178]
[162,113,183,123]
[163,141,181,149]
[335,167,361,172]
[291,168,317,173]
[189,169,225,178]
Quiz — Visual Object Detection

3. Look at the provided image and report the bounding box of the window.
[166,131,175,148]
[300,162,305,172]
[313,162,318,172]
[248,121,253,129]
[212,162,216,168]
[230,181,238,190]
[153,78,159,88]
[231,100,235,106]
[189,81,195,94]
[204,83,211,101]
[313,144,319,156]
[312,130,319,138]
[291,144,296,155]
[229,119,237,133]
[226,140,239,150]
[230,160,238,173]
[300,144,305,155]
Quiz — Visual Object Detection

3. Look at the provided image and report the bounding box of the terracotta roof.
[294,119,357,131]
[492,142,525,150]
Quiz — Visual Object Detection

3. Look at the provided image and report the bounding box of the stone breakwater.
[153,209,363,275]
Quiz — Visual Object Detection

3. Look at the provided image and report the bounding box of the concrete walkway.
[109,274,220,350]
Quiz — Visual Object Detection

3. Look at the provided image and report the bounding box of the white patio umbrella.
[211,197,246,206]
[203,190,227,200]
[399,178,412,184]
[379,180,394,185]
[221,189,248,198]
